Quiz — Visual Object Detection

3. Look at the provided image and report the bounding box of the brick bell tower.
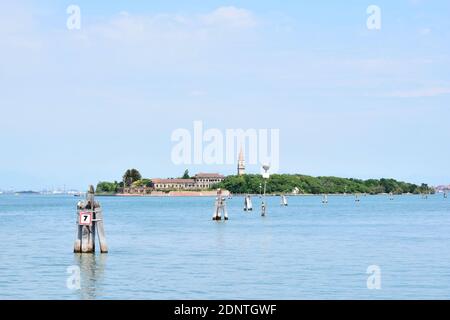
[237,147,245,176]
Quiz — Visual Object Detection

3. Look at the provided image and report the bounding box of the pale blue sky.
[0,1,449,190]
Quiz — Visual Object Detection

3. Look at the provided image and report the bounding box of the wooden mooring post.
[261,164,270,217]
[212,189,228,221]
[281,194,288,206]
[244,195,253,211]
[74,185,108,254]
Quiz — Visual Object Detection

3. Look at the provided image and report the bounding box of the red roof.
[194,173,225,178]
[152,178,195,184]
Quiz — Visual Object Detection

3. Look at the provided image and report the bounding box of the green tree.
[132,179,153,188]
[96,181,119,193]
[181,169,190,179]
[123,169,142,187]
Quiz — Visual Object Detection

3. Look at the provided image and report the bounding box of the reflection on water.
[74,254,107,300]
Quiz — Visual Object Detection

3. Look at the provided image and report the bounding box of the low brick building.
[124,173,225,193]
[153,173,225,190]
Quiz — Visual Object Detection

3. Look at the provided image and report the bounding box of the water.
[0,194,449,300]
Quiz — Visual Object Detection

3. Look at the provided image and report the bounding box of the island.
[95,169,434,196]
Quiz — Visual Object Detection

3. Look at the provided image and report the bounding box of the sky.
[0,0,449,191]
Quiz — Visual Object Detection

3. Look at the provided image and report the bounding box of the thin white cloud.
[200,6,257,28]
[85,6,257,43]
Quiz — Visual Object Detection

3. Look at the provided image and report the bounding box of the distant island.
[95,168,435,196]
[15,191,40,195]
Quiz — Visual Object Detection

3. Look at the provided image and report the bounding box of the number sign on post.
[79,211,92,226]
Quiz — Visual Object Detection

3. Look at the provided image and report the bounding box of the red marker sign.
[79,211,93,226]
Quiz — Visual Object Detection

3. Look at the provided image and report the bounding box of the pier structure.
[74,185,108,254]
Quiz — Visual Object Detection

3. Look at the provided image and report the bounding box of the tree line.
[215,174,434,195]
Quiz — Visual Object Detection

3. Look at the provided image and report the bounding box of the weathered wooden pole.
[223,199,229,220]
[212,190,222,221]
[74,185,108,254]
[212,189,228,221]
[281,195,288,206]
[244,195,253,211]
[95,207,108,253]
[261,164,270,217]
[261,181,267,217]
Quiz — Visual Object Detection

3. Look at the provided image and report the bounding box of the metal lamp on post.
[261,164,271,217]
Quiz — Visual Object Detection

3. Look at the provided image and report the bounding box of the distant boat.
[281,195,288,206]
[244,195,253,211]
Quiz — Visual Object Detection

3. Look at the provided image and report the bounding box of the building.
[152,178,196,190]
[126,173,226,192]
[237,147,245,176]
[193,173,225,189]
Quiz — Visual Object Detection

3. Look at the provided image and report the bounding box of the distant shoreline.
[97,190,231,197]
[95,192,420,198]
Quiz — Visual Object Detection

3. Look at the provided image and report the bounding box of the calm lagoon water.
[0,194,449,300]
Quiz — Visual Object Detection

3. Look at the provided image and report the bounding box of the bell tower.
[237,147,245,176]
